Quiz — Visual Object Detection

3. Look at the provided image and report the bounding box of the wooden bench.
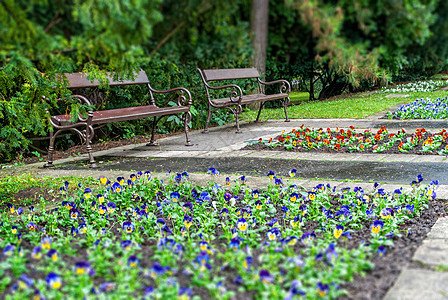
[196,68,291,133]
[44,70,193,168]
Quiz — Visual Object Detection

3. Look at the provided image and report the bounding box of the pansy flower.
[170,192,180,202]
[11,225,18,234]
[259,270,273,284]
[290,215,304,228]
[18,274,34,290]
[78,223,87,234]
[252,189,259,199]
[121,240,132,251]
[27,221,36,232]
[69,208,80,220]
[47,249,59,262]
[237,218,248,232]
[183,215,193,229]
[182,202,193,213]
[267,227,280,241]
[178,287,192,300]
[229,238,240,251]
[301,232,316,246]
[112,182,122,193]
[199,241,209,252]
[289,192,298,202]
[98,205,106,215]
[282,206,291,217]
[16,207,23,216]
[46,273,62,290]
[196,251,210,266]
[289,168,297,177]
[96,193,106,204]
[149,262,166,278]
[208,167,220,176]
[100,282,115,293]
[71,226,78,237]
[316,282,329,297]
[122,221,134,234]
[200,191,211,202]
[298,204,307,216]
[377,245,386,257]
[370,220,384,234]
[74,261,91,275]
[267,170,275,179]
[255,200,263,210]
[219,208,229,217]
[130,174,137,182]
[83,188,92,199]
[156,218,166,228]
[106,202,116,213]
[7,203,16,214]
[4,244,15,257]
[99,176,110,186]
[128,255,139,268]
[32,246,42,259]
[274,177,284,186]
[127,179,134,187]
[267,218,279,227]
[405,204,414,214]
[242,256,253,271]
[136,171,143,179]
[240,176,247,184]
[115,176,125,186]
[380,208,394,219]
[308,192,316,201]
[334,225,343,239]
[286,236,298,246]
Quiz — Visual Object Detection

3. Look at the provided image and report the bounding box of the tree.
[252,0,269,78]
[0,0,163,161]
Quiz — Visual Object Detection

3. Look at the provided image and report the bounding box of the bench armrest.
[45,95,94,127]
[258,79,291,94]
[149,86,192,107]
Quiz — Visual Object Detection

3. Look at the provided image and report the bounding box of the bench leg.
[202,106,212,134]
[255,102,265,122]
[234,104,242,133]
[85,125,98,168]
[183,111,193,146]
[147,117,159,146]
[44,130,56,168]
[283,96,290,122]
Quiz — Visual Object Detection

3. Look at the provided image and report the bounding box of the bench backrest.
[61,70,150,88]
[201,68,260,81]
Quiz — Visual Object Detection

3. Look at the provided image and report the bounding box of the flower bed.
[386,97,448,119]
[0,171,442,299]
[379,80,448,93]
[247,126,448,155]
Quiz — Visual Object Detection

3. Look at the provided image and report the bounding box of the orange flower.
[268,138,272,144]
[323,139,330,145]
[398,142,404,150]
[374,134,382,141]
[334,143,340,150]
[308,141,313,148]
[259,138,263,143]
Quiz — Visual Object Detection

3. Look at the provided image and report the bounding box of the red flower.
[278,136,285,143]
[334,143,340,150]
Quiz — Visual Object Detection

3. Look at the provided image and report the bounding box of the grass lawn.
[241,90,448,120]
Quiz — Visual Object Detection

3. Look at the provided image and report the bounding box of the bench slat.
[62,70,149,88]
[202,68,260,81]
[52,105,189,125]
[211,93,288,106]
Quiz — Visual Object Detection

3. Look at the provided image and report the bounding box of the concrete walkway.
[3,115,448,299]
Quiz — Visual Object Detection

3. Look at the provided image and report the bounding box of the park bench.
[44,70,193,168]
[196,67,291,133]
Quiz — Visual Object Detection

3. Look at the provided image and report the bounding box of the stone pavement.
[3,115,448,299]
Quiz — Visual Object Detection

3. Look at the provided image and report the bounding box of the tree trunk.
[252,0,269,81]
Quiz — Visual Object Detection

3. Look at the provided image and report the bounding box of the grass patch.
[241,91,448,120]
[0,174,97,206]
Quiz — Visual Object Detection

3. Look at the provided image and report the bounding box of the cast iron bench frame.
[196,67,291,133]
[44,70,193,168]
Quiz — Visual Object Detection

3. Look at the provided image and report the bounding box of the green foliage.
[0,0,163,161]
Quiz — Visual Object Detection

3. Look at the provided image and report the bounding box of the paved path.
[3,115,448,299]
